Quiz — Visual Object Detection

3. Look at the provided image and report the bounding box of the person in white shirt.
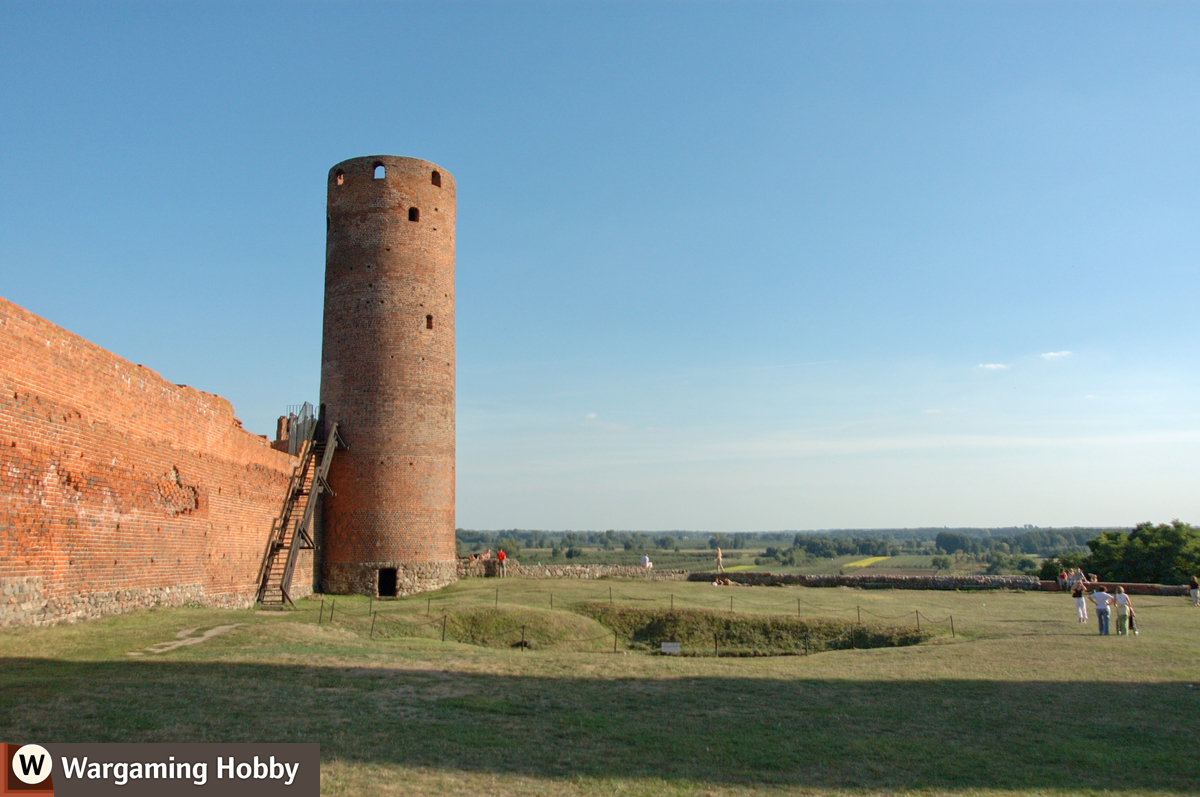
[1089,586,1116,635]
[1071,580,1088,622]
[1114,586,1135,636]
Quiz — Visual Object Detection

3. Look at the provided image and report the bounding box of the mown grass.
[1,578,1198,796]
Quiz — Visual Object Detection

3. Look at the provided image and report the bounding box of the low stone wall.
[457,559,687,581]
[689,572,1044,590]
[1038,579,1188,597]
[0,576,253,628]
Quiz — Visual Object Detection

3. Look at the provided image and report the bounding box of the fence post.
[370,611,377,639]
[857,605,861,624]
[550,593,553,610]
[319,598,324,625]
[915,610,920,631]
[428,596,431,615]
[369,597,373,615]
[442,614,447,642]
[495,589,499,609]
[522,625,526,651]
[797,598,801,616]
[714,633,718,657]
[671,594,674,610]
[730,595,734,612]
[614,631,618,654]
[804,631,809,656]
[950,615,955,637]
[609,587,613,604]
[330,599,335,623]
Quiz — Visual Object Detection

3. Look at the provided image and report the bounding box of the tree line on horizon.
[455,523,1200,584]
[1039,520,1200,585]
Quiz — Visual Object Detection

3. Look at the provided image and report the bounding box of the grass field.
[2,578,1198,796]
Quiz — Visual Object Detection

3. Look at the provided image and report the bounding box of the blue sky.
[2,2,1197,530]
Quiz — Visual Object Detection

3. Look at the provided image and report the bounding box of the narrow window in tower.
[335,170,344,186]
[378,568,398,598]
[431,171,441,187]
[409,207,419,222]
[426,314,434,330]
[374,164,386,179]
[326,216,331,232]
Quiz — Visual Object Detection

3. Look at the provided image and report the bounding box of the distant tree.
[1086,520,1200,584]
[982,551,1035,575]
[565,547,581,559]
[930,555,952,572]
[936,532,972,555]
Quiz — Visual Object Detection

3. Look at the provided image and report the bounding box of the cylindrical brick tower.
[319,155,456,597]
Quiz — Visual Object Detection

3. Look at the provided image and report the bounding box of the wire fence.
[266,578,1200,660]
[296,584,963,658]
[361,607,874,656]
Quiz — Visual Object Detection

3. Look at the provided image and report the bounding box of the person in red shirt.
[497,548,507,577]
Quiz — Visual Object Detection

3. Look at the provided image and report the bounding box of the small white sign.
[661,642,681,655]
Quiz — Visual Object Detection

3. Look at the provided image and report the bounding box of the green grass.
[2,578,1199,796]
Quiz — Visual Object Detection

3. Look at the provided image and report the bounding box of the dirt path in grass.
[126,624,245,656]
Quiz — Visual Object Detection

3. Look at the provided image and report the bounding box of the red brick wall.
[319,156,457,596]
[0,296,307,626]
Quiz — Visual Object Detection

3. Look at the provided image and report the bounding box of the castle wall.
[0,296,306,627]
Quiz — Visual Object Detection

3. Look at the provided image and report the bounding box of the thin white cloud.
[978,363,1009,370]
[581,412,630,432]
[1041,351,1072,360]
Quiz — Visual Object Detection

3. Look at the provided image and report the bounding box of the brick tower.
[319,156,456,597]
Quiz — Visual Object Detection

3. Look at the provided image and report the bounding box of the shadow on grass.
[2,658,1197,792]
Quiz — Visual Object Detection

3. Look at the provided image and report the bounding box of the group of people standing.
[1063,569,1136,636]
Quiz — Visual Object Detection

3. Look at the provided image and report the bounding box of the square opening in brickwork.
[426,314,433,330]
[408,207,419,222]
[335,170,344,186]
[374,164,386,179]
[378,568,398,597]
[431,170,441,187]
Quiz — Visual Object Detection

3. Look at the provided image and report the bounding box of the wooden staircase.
[257,421,344,607]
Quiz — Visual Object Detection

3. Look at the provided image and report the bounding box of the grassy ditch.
[580,602,933,655]
[366,606,613,652]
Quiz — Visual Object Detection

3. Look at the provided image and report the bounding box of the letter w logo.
[6,742,55,791]
[18,754,45,777]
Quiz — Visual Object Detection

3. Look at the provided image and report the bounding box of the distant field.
[2,577,1197,796]
[844,556,891,568]
[513,547,1007,576]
